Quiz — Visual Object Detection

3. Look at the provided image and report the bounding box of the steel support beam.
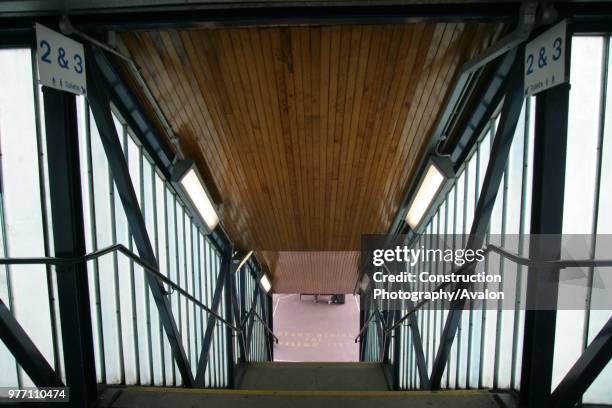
[266,292,274,361]
[230,270,247,363]
[360,292,372,361]
[245,283,260,358]
[240,265,247,323]
[0,3,517,32]
[85,45,195,387]
[409,313,431,389]
[390,309,402,390]
[43,87,97,405]
[89,47,175,179]
[259,290,272,361]
[194,249,229,386]
[224,251,236,387]
[382,308,392,364]
[429,47,525,389]
[359,292,366,361]
[519,83,570,407]
[0,299,64,387]
[377,311,386,361]
[550,314,612,408]
[447,48,518,166]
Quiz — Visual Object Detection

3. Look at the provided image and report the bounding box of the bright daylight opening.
[272,294,360,362]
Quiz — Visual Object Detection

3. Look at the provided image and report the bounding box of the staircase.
[105,362,504,407]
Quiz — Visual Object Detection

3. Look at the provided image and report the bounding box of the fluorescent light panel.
[180,168,220,231]
[405,163,445,230]
[260,274,272,293]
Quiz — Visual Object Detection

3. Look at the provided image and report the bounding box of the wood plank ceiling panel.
[119,23,500,291]
[268,251,360,294]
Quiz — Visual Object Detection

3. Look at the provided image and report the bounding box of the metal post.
[359,291,370,361]
[239,265,247,321]
[224,249,235,387]
[429,47,525,389]
[381,309,391,363]
[519,83,570,407]
[257,289,269,361]
[245,284,260,356]
[43,88,97,406]
[266,292,274,361]
[230,270,247,363]
[85,45,194,386]
[391,310,401,390]
[359,291,366,361]
[195,250,229,386]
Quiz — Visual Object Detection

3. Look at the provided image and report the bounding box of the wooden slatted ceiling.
[120,23,499,252]
[119,23,500,292]
[268,251,360,294]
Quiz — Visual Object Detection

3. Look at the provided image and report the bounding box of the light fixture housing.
[171,160,220,234]
[233,250,253,272]
[405,156,455,231]
[259,274,272,293]
[358,273,371,294]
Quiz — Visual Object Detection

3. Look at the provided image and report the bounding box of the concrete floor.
[109,388,502,408]
[272,293,360,362]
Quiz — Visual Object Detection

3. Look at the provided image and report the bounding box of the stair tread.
[239,362,389,390]
[111,388,501,408]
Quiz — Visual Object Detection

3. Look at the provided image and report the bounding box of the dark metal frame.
[230,266,247,364]
[358,41,526,389]
[195,247,230,386]
[370,42,523,391]
[42,87,98,406]
[245,283,260,360]
[0,299,64,388]
[88,43,277,389]
[359,16,612,406]
[86,44,196,386]
[518,82,570,407]
[550,314,612,408]
[0,3,519,33]
[1,1,611,35]
[0,242,279,389]
[428,44,525,389]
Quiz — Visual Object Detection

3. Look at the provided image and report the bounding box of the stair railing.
[0,243,241,332]
[354,243,612,376]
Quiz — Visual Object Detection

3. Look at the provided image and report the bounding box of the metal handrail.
[0,244,240,332]
[353,243,612,337]
[384,244,612,334]
[252,311,279,344]
[354,309,385,343]
[238,296,279,344]
[487,244,612,269]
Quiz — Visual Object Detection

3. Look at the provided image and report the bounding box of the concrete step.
[238,362,389,390]
[109,387,502,408]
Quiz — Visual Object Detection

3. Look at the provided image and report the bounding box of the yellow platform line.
[126,386,490,398]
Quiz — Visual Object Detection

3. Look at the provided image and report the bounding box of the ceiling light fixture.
[171,160,220,233]
[260,274,272,293]
[405,156,454,231]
